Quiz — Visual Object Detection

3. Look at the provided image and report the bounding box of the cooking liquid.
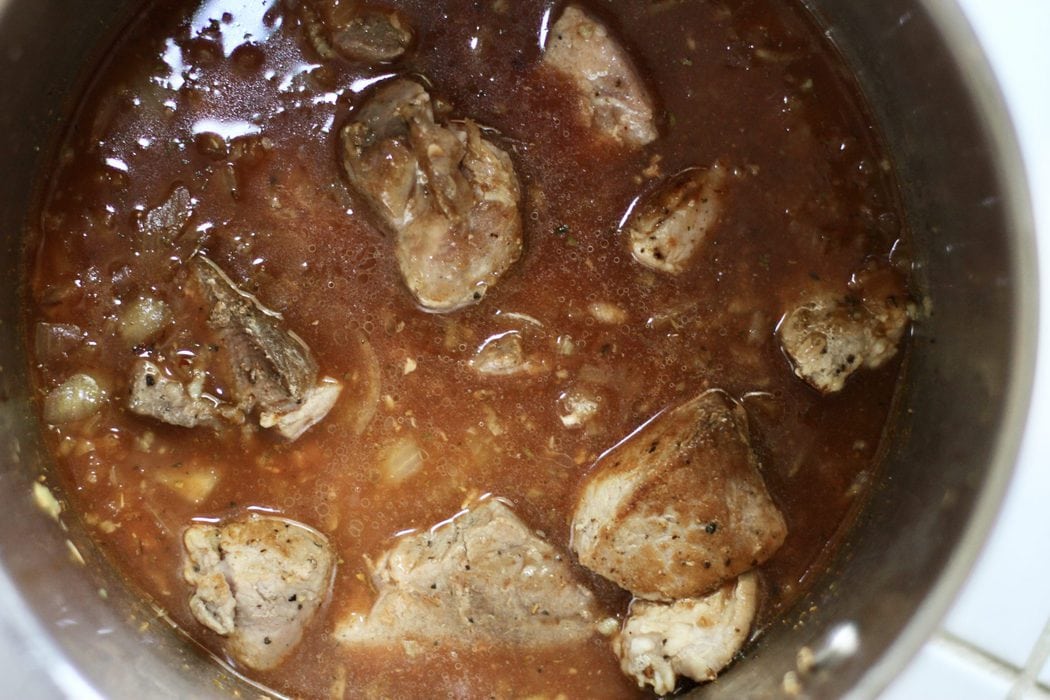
[25,0,909,697]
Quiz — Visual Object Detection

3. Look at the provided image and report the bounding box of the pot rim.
[846,1,1039,696]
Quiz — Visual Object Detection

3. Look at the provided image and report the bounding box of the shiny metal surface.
[0,0,1036,698]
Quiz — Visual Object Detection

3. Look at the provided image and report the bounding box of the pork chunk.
[340,79,523,311]
[572,390,786,601]
[192,256,343,435]
[183,515,334,671]
[614,573,758,694]
[627,164,727,274]
[543,5,657,147]
[259,378,343,441]
[336,499,600,649]
[299,0,413,63]
[778,280,909,394]
[127,359,222,429]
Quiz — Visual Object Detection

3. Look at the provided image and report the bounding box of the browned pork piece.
[297,0,413,63]
[127,359,222,429]
[542,4,658,147]
[192,256,343,439]
[626,164,727,274]
[336,499,600,648]
[614,573,758,695]
[183,515,335,671]
[778,269,910,394]
[341,79,523,311]
[572,389,786,601]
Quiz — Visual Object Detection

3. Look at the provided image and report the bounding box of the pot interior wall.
[0,1,1034,698]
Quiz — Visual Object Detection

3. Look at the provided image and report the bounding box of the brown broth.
[25,0,909,697]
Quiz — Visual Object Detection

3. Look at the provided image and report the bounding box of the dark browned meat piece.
[336,499,600,648]
[192,256,342,439]
[127,359,223,429]
[572,389,787,601]
[627,164,727,274]
[340,79,523,311]
[183,515,335,671]
[193,256,318,414]
[542,5,658,147]
[298,0,413,63]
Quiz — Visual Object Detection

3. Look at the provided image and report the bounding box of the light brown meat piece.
[572,390,786,601]
[335,499,600,649]
[340,79,523,311]
[627,164,727,274]
[259,378,344,440]
[298,0,413,63]
[183,515,334,671]
[127,359,223,429]
[192,255,343,437]
[542,5,658,147]
[614,573,758,694]
[778,270,910,394]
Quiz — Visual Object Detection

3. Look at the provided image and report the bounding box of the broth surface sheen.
[25,0,910,697]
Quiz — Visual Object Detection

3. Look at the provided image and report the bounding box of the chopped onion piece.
[44,373,104,424]
[381,436,423,484]
[119,296,171,346]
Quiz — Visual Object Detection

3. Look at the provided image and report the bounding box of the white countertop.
[883,1,1050,698]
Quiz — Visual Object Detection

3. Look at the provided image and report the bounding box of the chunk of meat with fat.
[124,257,342,439]
[336,499,600,649]
[543,5,658,147]
[298,0,413,63]
[194,256,318,413]
[183,515,334,671]
[572,389,786,601]
[192,256,343,438]
[627,164,727,274]
[127,359,223,429]
[341,79,523,311]
[778,273,909,393]
[614,573,758,694]
[259,378,343,440]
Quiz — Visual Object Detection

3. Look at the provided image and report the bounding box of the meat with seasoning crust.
[127,359,223,429]
[572,389,786,601]
[627,164,727,274]
[336,499,600,649]
[183,515,334,671]
[542,5,658,147]
[778,268,910,394]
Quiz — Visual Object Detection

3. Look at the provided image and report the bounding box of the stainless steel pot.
[0,0,1036,697]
